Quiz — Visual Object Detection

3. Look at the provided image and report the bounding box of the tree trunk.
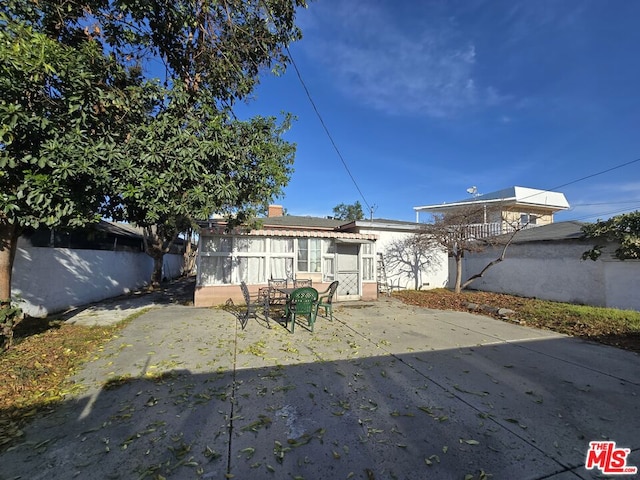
[183,228,196,276]
[0,218,21,301]
[454,253,463,294]
[412,252,420,290]
[151,254,164,288]
[142,225,175,289]
[460,228,519,291]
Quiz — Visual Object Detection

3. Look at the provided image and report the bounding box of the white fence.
[11,238,183,317]
[450,240,640,311]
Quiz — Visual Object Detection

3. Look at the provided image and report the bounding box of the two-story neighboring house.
[413,186,570,237]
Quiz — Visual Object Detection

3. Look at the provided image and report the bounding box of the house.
[414,186,570,237]
[193,206,448,307]
[453,221,640,311]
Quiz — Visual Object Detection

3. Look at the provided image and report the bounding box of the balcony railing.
[465,222,538,239]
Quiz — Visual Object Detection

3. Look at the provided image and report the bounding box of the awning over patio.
[200,227,377,242]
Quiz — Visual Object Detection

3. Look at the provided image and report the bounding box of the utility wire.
[545,157,640,193]
[571,200,640,206]
[254,0,373,214]
[570,203,640,222]
[514,157,640,205]
[284,44,373,214]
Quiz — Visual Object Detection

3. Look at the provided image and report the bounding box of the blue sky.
[234,0,640,222]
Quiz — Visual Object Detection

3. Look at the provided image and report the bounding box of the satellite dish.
[466,186,477,195]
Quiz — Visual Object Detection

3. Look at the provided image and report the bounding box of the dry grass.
[0,318,126,451]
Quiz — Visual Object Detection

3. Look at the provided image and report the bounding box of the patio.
[2,297,639,479]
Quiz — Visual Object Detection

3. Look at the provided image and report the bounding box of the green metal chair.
[316,281,339,321]
[284,287,318,333]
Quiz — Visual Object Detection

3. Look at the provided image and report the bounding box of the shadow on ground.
[1,301,639,480]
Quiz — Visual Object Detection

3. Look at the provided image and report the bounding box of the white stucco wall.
[358,228,448,290]
[11,238,183,317]
[451,240,639,311]
[603,260,640,311]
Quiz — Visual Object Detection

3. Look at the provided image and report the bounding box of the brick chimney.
[268,205,284,217]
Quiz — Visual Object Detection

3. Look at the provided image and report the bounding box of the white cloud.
[298,2,504,118]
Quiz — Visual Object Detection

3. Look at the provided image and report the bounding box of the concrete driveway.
[1,293,639,480]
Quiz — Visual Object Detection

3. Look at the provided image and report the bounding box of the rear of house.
[194,208,378,306]
[193,207,449,307]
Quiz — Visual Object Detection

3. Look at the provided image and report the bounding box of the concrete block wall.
[11,238,183,317]
[451,241,640,311]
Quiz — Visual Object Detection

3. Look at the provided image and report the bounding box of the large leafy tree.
[0,4,146,301]
[1,0,307,299]
[100,0,305,286]
[581,211,640,261]
[104,0,304,101]
[107,85,295,285]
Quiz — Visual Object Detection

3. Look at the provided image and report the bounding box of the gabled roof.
[414,186,570,214]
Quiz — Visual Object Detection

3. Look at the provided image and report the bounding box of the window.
[362,258,374,281]
[236,256,266,284]
[322,239,335,282]
[236,238,265,252]
[520,213,538,225]
[202,236,231,253]
[297,238,322,272]
[200,256,232,284]
[199,235,336,286]
[271,238,293,254]
[361,242,375,281]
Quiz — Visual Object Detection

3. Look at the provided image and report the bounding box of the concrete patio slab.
[1,293,639,480]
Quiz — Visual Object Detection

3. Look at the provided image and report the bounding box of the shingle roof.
[500,221,587,244]
[260,215,345,229]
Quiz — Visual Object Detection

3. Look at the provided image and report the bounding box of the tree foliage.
[333,201,365,221]
[106,85,296,284]
[581,211,640,261]
[1,0,306,297]
[103,0,305,101]
[1,4,146,299]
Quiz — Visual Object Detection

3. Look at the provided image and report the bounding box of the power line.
[255,0,373,214]
[514,157,640,205]
[570,203,640,222]
[571,200,640,206]
[284,45,373,214]
[546,157,640,192]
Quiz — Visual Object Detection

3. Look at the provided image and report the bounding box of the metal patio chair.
[265,278,288,307]
[293,278,312,288]
[239,281,269,329]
